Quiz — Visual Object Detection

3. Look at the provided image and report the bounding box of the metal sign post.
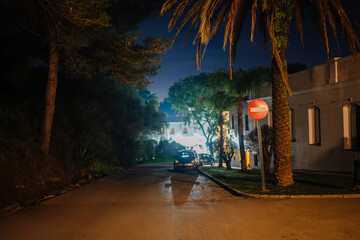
[257,120,266,191]
[247,99,269,192]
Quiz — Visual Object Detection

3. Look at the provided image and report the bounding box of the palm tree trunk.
[218,111,224,168]
[237,94,247,171]
[271,4,294,186]
[40,38,59,156]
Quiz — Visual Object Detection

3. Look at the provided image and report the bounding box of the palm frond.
[232,0,252,61]
[317,0,330,55]
[161,0,359,84]
[197,36,202,70]
[161,0,181,15]
[223,0,241,51]
[328,0,360,62]
[293,0,304,47]
[258,10,268,51]
[250,0,258,42]
[209,0,232,39]
[200,0,220,45]
[168,0,191,32]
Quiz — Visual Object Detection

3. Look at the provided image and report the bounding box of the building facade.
[230,55,360,172]
[157,120,210,154]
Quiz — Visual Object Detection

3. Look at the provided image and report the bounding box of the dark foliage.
[0,0,167,209]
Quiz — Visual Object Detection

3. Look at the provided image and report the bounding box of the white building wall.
[234,55,360,172]
[289,79,360,172]
[159,121,211,153]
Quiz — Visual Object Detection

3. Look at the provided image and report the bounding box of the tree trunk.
[237,94,247,171]
[40,39,59,156]
[208,142,215,159]
[218,111,224,168]
[224,153,232,170]
[263,145,271,174]
[271,3,294,186]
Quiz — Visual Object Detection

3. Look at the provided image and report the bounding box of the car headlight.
[175,160,179,163]
[192,160,195,163]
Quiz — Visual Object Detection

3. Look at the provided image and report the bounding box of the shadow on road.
[165,169,200,206]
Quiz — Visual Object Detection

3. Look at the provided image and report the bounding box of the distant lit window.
[170,128,175,134]
[289,109,295,141]
[183,127,187,134]
[343,104,360,150]
[245,115,249,131]
[160,128,164,134]
[308,107,321,145]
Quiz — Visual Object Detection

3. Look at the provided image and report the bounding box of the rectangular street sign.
[250,107,266,112]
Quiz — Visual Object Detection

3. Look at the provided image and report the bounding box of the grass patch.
[200,167,358,195]
[138,158,173,165]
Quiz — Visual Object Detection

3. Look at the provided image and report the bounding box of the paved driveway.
[0,163,359,240]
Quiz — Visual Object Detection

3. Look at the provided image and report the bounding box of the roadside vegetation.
[200,167,358,195]
[0,0,167,209]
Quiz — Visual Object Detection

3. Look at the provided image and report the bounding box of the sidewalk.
[198,166,360,199]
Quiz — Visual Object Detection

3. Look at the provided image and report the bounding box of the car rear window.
[176,151,195,158]
[200,154,211,158]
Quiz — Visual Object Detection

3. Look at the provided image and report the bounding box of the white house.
[155,112,211,153]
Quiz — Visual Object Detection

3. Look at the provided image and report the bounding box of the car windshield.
[176,151,195,158]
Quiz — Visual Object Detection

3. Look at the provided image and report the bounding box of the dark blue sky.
[140,2,360,101]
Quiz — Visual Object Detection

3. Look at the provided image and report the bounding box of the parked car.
[173,150,199,171]
[199,153,214,166]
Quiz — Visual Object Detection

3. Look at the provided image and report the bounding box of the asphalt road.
[1,163,360,240]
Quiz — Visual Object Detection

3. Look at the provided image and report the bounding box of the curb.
[198,168,360,199]
[0,179,97,216]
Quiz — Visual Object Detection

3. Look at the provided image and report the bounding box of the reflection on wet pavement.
[162,167,234,206]
[168,171,199,206]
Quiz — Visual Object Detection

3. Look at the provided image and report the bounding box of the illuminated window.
[308,107,321,145]
[245,115,249,131]
[170,128,175,134]
[183,127,187,134]
[160,128,164,134]
[343,104,360,150]
[289,109,295,141]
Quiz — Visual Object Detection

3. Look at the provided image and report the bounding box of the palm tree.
[161,0,359,186]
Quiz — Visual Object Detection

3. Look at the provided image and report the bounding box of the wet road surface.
[1,163,360,240]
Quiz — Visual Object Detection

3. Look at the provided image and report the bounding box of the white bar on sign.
[250,107,266,112]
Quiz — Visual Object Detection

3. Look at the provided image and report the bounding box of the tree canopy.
[0,0,168,207]
[168,73,218,152]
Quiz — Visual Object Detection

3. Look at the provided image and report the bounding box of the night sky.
[140,1,360,101]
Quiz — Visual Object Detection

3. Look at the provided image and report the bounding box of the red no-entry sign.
[248,99,269,192]
[247,99,269,120]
